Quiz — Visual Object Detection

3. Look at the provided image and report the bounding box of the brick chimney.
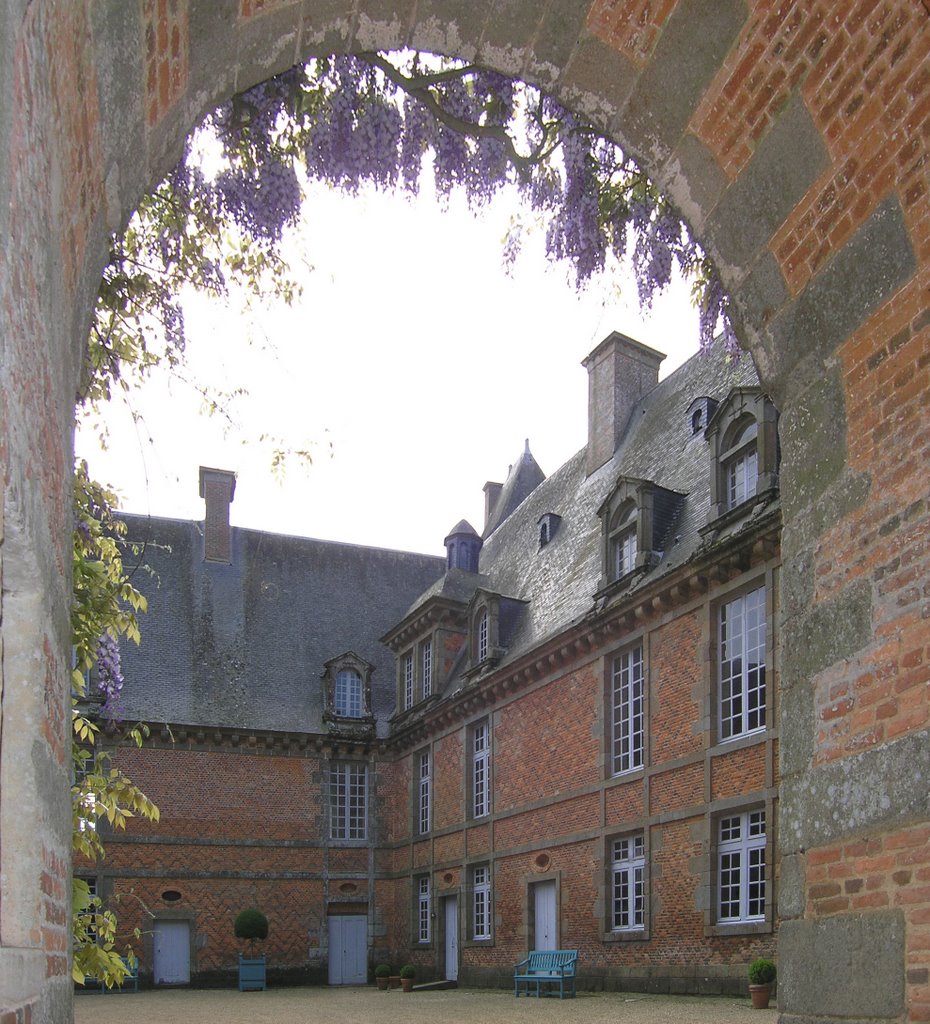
[199,467,236,563]
[581,332,665,476]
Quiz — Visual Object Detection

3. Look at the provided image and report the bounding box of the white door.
[153,920,190,985]
[327,915,367,985]
[533,881,557,950]
[444,897,459,981]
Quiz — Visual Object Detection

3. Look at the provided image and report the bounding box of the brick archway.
[1,4,927,1022]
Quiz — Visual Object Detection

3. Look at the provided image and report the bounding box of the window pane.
[612,645,644,774]
[719,588,766,739]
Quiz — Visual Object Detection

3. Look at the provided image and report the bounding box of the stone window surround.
[321,652,375,727]
[415,874,431,945]
[609,832,647,936]
[597,478,664,590]
[704,388,779,525]
[469,862,492,942]
[328,761,368,843]
[704,799,775,937]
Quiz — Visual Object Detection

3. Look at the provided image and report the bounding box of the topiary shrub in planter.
[375,964,391,990]
[399,964,416,993]
[748,959,776,1009]
[235,909,269,991]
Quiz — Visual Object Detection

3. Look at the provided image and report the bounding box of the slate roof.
[115,337,769,737]
[409,338,767,700]
[116,519,444,736]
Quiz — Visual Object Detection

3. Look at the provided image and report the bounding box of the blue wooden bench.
[514,950,578,998]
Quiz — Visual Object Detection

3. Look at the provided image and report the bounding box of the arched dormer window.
[322,653,375,734]
[597,478,684,593]
[610,501,638,579]
[704,389,779,524]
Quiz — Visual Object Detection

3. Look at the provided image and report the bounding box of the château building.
[85,331,781,994]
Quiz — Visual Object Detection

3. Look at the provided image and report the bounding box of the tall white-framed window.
[472,864,491,940]
[418,749,431,835]
[723,420,758,510]
[611,834,645,932]
[402,652,414,711]
[610,503,638,580]
[417,875,431,943]
[421,638,432,698]
[330,762,367,841]
[718,810,766,923]
[719,586,767,740]
[477,608,489,662]
[335,669,364,718]
[611,644,644,774]
[472,720,490,818]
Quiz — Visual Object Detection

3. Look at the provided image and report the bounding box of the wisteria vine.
[86,51,736,413]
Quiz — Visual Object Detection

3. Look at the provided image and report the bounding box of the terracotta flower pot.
[376,977,389,990]
[401,977,414,993]
[749,983,772,1009]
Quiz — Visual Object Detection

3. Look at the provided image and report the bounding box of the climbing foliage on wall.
[71,463,160,986]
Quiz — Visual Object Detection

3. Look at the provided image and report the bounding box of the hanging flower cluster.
[87,51,739,415]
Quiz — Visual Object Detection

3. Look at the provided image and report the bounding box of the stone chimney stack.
[483,481,503,530]
[581,332,665,476]
[199,467,236,563]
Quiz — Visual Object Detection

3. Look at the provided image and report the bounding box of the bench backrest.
[527,950,577,973]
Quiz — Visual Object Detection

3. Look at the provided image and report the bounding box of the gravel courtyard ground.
[75,986,775,1024]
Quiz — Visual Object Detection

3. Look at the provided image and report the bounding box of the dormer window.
[322,653,374,732]
[610,503,638,579]
[723,418,758,509]
[464,591,527,678]
[335,669,364,718]
[704,389,779,524]
[598,478,684,593]
[537,512,562,548]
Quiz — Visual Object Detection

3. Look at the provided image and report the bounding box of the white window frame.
[472,864,491,940]
[722,420,759,510]
[719,586,767,741]
[417,749,431,835]
[611,644,644,775]
[334,668,364,718]
[330,762,367,841]
[717,810,766,924]
[611,834,645,933]
[472,721,490,819]
[613,523,638,578]
[421,638,432,698]
[477,608,489,662]
[402,652,414,711]
[417,875,431,943]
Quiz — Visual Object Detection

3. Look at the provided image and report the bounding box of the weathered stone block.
[778,911,905,1018]
[706,94,830,278]
[621,0,745,168]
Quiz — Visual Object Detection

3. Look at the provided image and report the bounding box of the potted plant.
[748,958,776,1009]
[399,963,416,993]
[235,908,269,991]
[375,963,391,991]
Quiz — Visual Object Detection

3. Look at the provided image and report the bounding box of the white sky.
[75,181,699,556]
